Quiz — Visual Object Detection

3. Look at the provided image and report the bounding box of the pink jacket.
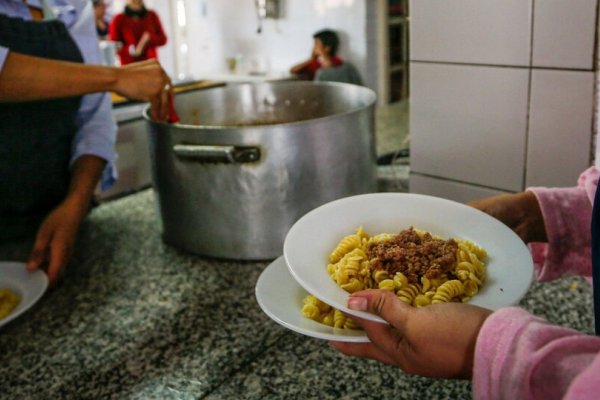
[473,167,600,400]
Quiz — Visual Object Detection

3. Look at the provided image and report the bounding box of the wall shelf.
[388,0,409,102]
[366,0,410,105]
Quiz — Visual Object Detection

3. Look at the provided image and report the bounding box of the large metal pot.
[144,81,377,260]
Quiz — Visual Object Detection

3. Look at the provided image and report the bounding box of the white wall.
[148,0,176,77]
[175,0,367,81]
[409,0,597,202]
[107,1,369,86]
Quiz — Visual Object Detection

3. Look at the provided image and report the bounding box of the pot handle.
[173,144,261,164]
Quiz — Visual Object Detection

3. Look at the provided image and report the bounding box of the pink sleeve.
[473,307,600,400]
[527,167,599,282]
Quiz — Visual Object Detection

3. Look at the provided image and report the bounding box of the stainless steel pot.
[144,81,377,259]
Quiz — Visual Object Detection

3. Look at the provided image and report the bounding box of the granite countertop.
[0,190,594,400]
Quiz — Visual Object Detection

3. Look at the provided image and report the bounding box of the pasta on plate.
[0,288,21,321]
[302,226,488,330]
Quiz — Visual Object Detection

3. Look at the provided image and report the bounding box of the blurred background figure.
[92,0,109,39]
[290,29,343,81]
[290,29,362,85]
[109,0,166,65]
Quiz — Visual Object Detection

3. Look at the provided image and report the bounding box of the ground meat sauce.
[367,227,458,284]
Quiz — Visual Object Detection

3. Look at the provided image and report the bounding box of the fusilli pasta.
[301,226,488,330]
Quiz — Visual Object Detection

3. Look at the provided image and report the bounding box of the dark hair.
[313,29,339,56]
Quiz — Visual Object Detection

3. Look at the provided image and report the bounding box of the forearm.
[63,155,106,220]
[526,167,598,281]
[135,34,151,54]
[528,212,592,282]
[0,51,119,102]
[290,59,312,74]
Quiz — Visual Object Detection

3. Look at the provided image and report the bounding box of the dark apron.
[0,11,83,241]
[591,183,600,334]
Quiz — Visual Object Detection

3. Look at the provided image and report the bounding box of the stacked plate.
[0,262,48,329]
[255,193,534,342]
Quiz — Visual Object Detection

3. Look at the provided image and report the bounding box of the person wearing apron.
[0,0,173,284]
[329,168,600,398]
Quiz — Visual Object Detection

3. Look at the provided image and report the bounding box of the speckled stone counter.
[0,190,594,400]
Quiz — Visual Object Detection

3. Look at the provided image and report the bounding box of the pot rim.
[143,81,376,129]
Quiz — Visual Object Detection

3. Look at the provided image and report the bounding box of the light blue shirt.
[0,0,117,190]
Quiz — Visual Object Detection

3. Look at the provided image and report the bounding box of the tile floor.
[376,100,410,156]
[375,100,410,192]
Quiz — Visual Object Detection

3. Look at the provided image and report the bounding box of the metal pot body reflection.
[144,81,377,259]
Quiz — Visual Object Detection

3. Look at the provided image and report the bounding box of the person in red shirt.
[109,0,167,65]
[290,29,343,80]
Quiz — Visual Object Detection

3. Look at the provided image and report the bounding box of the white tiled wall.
[532,0,597,69]
[410,175,508,204]
[409,0,598,203]
[410,63,529,192]
[526,70,595,187]
[410,0,532,66]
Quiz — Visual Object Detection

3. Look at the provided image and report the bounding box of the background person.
[330,166,600,399]
[290,29,343,80]
[92,0,109,39]
[0,0,172,285]
[108,0,166,65]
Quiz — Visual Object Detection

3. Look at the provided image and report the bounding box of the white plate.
[0,261,48,328]
[284,193,534,323]
[255,256,369,342]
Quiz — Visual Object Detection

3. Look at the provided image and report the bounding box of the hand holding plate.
[468,192,547,244]
[329,289,492,379]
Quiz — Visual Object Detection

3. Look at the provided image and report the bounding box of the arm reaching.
[330,289,600,399]
[290,59,313,75]
[26,155,105,285]
[290,48,318,75]
[469,167,598,281]
[0,52,172,120]
[468,191,546,243]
